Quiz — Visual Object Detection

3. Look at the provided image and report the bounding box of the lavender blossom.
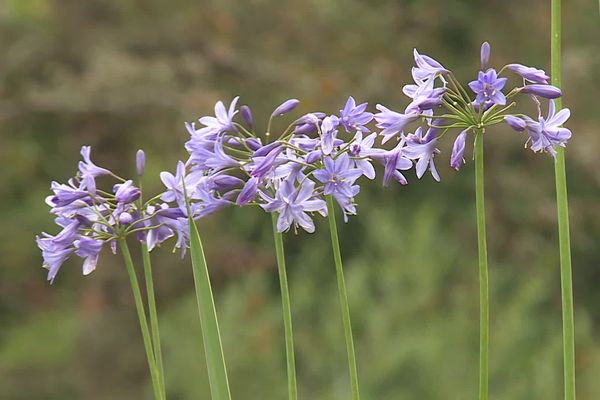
[403,126,441,181]
[348,132,382,179]
[339,96,374,133]
[412,49,448,82]
[320,115,340,155]
[374,105,419,143]
[518,101,572,158]
[192,97,239,138]
[260,179,327,233]
[313,154,362,220]
[469,69,508,107]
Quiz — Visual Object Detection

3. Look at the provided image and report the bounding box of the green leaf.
[187,215,232,400]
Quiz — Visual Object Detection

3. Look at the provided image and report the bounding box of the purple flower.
[320,115,340,155]
[160,161,204,209]
[272,99,300,117]
[450,130,468,171]
[78,146,111,194]
[260,179,327,233]
[403,126,441,181]
[374,139,413,186]
[520,84,562,99]
[412,49,448,83]
[339,96,374,133]
[520,101,572,158]
[237,177,259,206]
[469,69,508,107]
[348,132,383,179]
[36,220,81,283]
[191,97,239,138]
[114,180,141,204]
[313,154,362,221]
[507,64,549,84]
[374,105,419,143]
[404,80,446,113]
[136,150,145,176]
[74,237,103,275]
[480,42,491,70]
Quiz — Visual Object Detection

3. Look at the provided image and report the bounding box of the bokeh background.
[1,0,600,399]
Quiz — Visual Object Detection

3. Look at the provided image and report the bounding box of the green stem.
[474,132,489,400]
[325,196,360,400]
[551,1,576,399]
[118,239,163,400]
[271,214,298,400]
[141,243,166,398]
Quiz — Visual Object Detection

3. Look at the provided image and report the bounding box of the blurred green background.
[1,0,600,399]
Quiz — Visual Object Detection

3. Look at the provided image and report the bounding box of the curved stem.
[141,243,166,398]
[271,214,298,400]
[474,132,489,400]
[118,239,163,400]
[551,1,576,399]
[325,196,360,400]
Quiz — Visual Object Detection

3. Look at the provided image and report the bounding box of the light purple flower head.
[412,49,448,83]
[519,100,572,158]
[339,96,373,133]
[374,105,419,144]
[402,126,441,182]
[313,154,362,221]
[191,96,239,138]
[469,69,508,107]
[260,179,327,233]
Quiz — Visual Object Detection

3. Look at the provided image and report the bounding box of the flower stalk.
[326,195,360,400]
[474,131,489,400]
[271,213,298,400]
[119,239,164,400]
[551,1,576,399]
[141,243,166,397]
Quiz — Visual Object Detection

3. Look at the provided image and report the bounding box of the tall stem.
[118,239,163,400]
[551,1,576,398]
[325,196,360,400]
[474,132,489,400]
[271,214,298,400]
[141,243,166,397]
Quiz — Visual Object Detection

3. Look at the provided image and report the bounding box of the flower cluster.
[374,42,571,175]
[36,148,191,283]
[38,41,573,281]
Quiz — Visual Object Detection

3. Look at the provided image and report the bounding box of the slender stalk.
[551,1,576,398]
[118,239,163,400]
[271,214,298,400]
[141,243,166,398]
[474,132,489,400]
[325,196,360,400]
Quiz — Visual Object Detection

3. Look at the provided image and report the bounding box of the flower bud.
[119,212,134,225]
[520,84,562,99]
[504,115,527,132]
[480,42,491,70]
[236,177,258,206]
[240,105,254,128]
[271,99,300,117]
[507,64,549,84]
[136,149,145,176]
[450,130,468,171]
